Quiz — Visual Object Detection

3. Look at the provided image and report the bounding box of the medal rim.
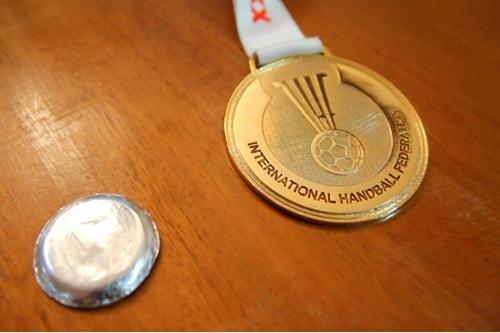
[224,55,429,224]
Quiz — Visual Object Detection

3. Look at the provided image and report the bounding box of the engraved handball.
[312,130,364,175]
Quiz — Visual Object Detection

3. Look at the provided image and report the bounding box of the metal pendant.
[225,50,428,224]
[33,193,160,307]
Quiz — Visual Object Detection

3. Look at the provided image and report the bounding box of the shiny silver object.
[33,193,160,308]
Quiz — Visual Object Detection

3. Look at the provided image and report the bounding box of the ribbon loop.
[233,0,323,66]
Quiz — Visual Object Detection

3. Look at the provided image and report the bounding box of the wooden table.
[1,0,499,330]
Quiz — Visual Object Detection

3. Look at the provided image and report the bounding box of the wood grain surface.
[1,0,499,330]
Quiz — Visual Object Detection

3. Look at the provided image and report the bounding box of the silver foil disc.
[33,193,160,308]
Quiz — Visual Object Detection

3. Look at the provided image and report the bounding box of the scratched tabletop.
[1,0,499,331]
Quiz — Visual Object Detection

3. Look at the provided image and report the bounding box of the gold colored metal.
[249,53,258,73]
[225,52,428,224]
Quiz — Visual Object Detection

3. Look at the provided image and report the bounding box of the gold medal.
[224,50,428,224]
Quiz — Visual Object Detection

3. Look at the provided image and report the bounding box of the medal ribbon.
[233,0,323,66]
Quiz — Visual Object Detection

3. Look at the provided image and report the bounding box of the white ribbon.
[233,0,323,66]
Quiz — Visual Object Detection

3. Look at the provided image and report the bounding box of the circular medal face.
[33,193,160,307]
[225,55,428,224]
